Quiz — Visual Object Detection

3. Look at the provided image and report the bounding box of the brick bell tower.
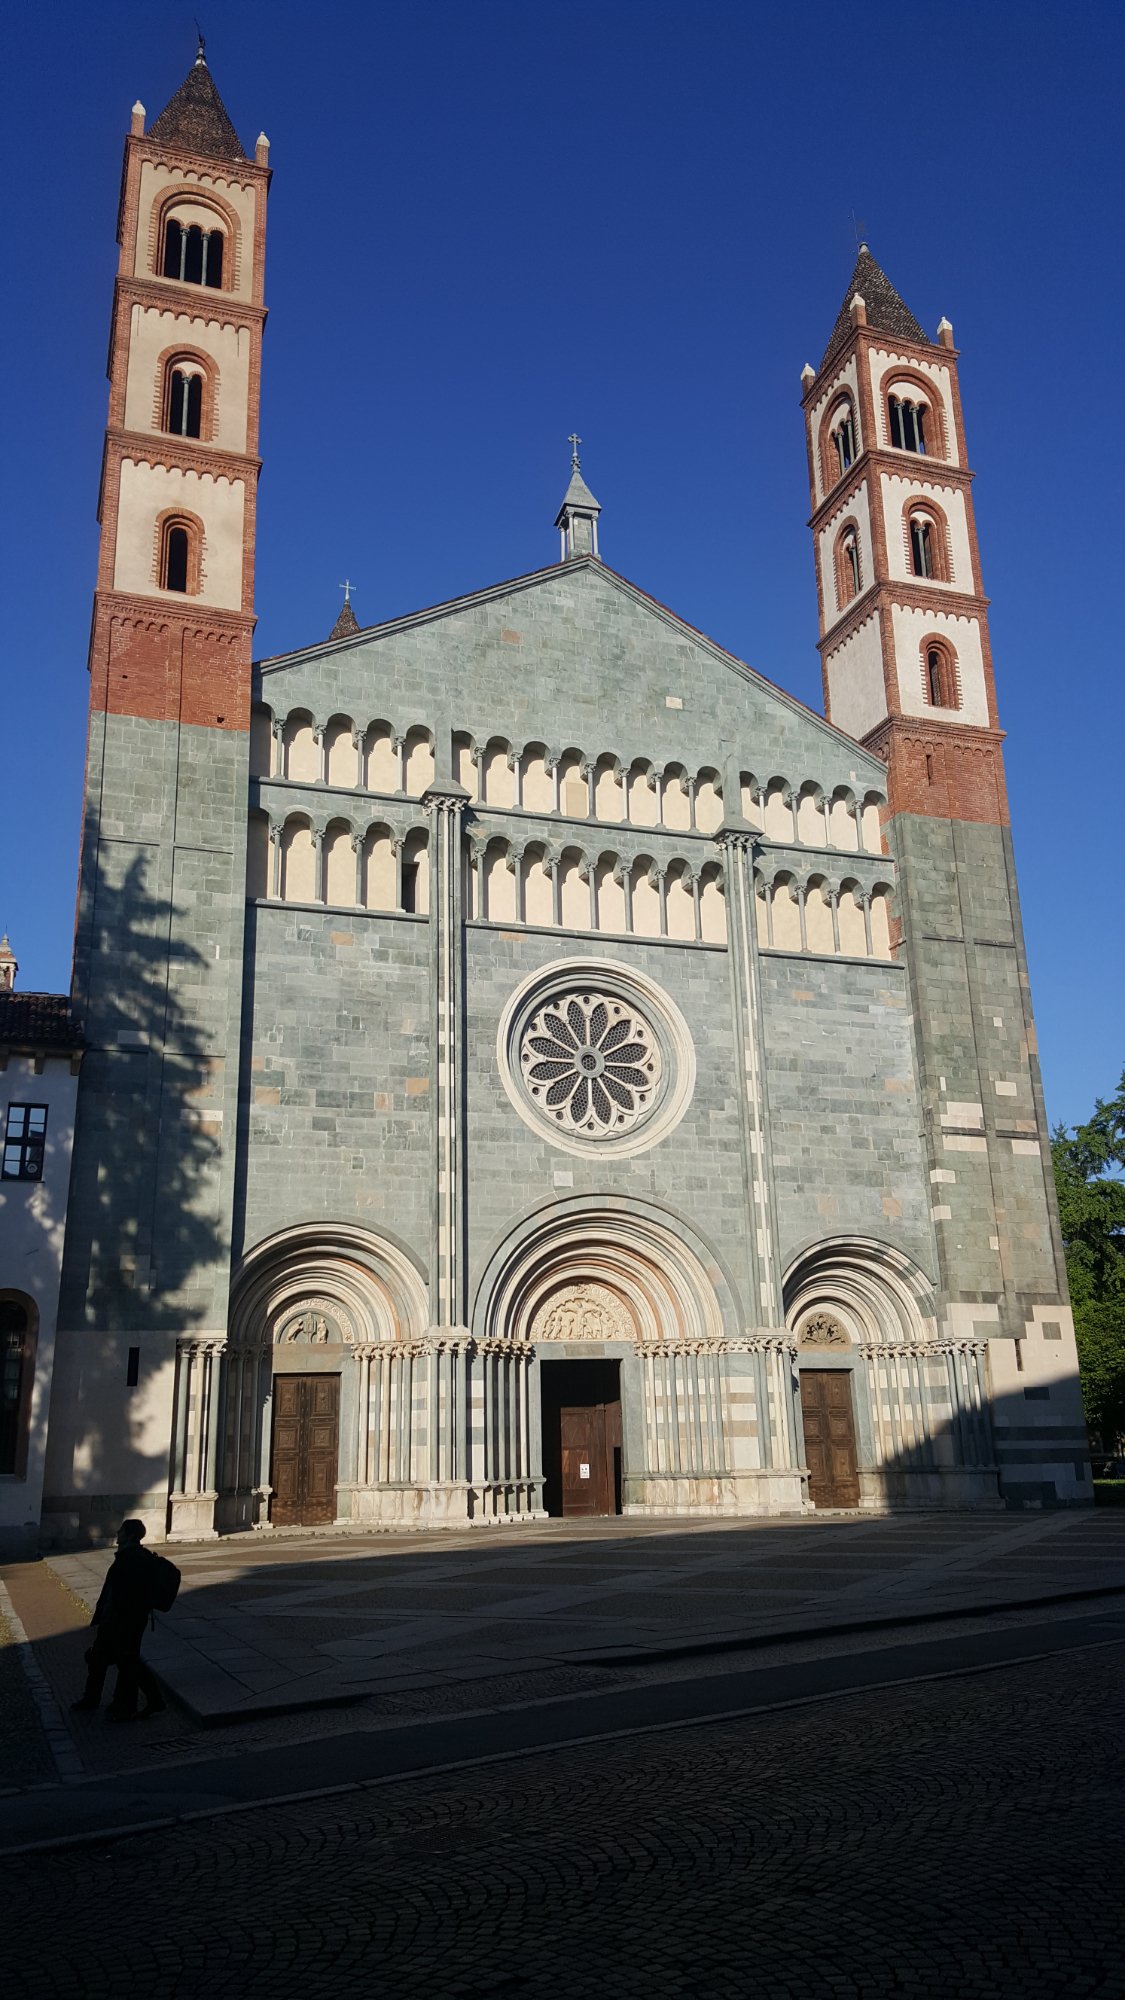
[799,249,1088,1505]
[52,46,271,1541]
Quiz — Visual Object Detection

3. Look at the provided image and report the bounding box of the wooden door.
[541,1360,623,1517]
[271,1374,340,1527]
[800,1368,861,1508]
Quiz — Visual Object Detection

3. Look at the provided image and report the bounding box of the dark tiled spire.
[147,41,247,161]
[329,600,361,641]
[820,246,926,372]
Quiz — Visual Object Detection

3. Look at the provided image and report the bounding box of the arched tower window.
[162,218,224,290]
[833,522,862,609]
[156,513,202,595]
[832,404,856,477]
[905,503,951,584]
[888,393,928,454]
[167,366,203,438]
[922,639,960,710]
[910,515,934,577]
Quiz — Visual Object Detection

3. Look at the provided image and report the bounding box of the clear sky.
[1,1,1121,1131]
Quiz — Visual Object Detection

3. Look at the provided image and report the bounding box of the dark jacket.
[92,1544,152,1637]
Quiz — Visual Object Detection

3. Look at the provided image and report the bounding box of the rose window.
[519,992,661,1136]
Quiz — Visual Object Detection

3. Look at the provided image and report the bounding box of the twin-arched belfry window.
[163,218,224,289]
[888,393,927,454]
[167,366,202,438]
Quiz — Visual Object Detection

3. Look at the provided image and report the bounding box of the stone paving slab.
[43,1511,1125,1719]
[1,1606,1123,1856]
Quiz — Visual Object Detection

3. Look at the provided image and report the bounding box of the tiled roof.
[147,55,247,161]
[820,247,927,372]
[0,993,84,1051]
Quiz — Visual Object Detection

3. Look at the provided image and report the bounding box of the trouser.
[81,1623,162,1713]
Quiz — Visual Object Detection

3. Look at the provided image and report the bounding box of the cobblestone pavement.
[9,1643,1124,1998]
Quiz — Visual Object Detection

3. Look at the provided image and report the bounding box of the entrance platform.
[43,1510,1125,1723]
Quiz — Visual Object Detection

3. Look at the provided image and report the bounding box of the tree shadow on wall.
[47,850,232,1544]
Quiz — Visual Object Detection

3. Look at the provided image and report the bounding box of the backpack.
[142,1548,182,1614]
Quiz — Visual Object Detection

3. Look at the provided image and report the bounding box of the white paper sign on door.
[579,1462,591,1479]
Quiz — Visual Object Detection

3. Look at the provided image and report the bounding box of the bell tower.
[53,46,271,1540]
[799,250,1088,1505]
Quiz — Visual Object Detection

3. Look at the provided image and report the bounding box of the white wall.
[825,613,886,740]
[880,473,974,593]
[0,1053,79,1552]
[891,605,988,725]
[114,459,246,610]
[818,477,874,629]
[867,347,958,466]
[123,306,252,449]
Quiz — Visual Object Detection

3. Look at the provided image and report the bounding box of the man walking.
[71,1518,167,1722]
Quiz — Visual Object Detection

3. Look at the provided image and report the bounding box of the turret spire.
[555,439,602,560]
[820,245,925,371]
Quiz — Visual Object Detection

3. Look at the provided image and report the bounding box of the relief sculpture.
[530,1281,635,1343]
[798,1311,850,1348]
[275,1296,355,1345]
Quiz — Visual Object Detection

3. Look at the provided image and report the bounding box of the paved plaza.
[3,1513,1125,1995]
[7,1635,1125,1997]
[43,1510,1125,1718]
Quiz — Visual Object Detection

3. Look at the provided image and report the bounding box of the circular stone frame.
[497,957,697,1159]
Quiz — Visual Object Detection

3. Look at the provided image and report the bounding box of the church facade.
[34,52,1089,1546]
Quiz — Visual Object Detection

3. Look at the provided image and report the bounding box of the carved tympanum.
[799,1311,850,1348]
[530,1281,635,1343]
[276,1296,355,1345]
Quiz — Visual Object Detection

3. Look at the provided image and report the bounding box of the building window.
[833,409,856,477]
[834,524,862,609]
[0,1300,30,1475]
[922,641,960,710]
[157,514,202,595]
[889,394,927,453]
[2,1105,46,1181]
[910,516,934,578]
[162,219,224,289]
[167,367,203,438]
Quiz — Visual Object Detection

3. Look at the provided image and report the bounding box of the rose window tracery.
[519,992,661,1135]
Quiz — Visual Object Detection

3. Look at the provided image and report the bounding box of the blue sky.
[1,1,1121,1130]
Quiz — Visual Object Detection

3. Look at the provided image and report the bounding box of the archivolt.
[229,1222,429,1348]
[783,1236,937,1345]
[474,1198,733,1347]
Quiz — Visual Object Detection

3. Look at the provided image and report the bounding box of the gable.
[256,559,887,802]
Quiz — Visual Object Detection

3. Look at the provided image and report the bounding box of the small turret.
[0,933,16,993]
[555,435,602,560]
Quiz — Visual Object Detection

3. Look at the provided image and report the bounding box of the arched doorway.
[473,1198,740,1519]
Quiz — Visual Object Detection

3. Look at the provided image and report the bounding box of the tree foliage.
[1051,1068,1125,1446]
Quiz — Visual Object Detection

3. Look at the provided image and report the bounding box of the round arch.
[472,1196,739,1348]
[229,1221,429,1350]
[783,1236,937,1347]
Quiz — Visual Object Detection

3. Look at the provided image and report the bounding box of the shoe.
[105,1706,137,1723]
[70,1697,99,1712]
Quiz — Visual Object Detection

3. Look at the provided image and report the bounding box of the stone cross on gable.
[339,578,355,605]
[568,433,581,470]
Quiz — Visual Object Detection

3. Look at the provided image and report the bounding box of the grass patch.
[1093,1480,1125,1505]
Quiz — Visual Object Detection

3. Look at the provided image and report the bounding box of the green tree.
[1051,1068,1125,1449]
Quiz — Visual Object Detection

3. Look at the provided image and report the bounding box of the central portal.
[540,1359,622,1518]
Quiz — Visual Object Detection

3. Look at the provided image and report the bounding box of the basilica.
[0,49,1090,1553]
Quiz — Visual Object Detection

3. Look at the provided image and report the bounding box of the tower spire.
[554,439,602,560]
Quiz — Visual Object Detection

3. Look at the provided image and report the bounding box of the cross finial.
[195,23,207,66]
[851,210,868,251]
[568,433,581,471]
[339,578,355,606]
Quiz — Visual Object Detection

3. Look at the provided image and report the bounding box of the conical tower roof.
[329,598,361,641]
[148,44,247,161]
[820,246,926,372]
[554,465,601,527]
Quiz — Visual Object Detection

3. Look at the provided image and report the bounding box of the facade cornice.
[91,586,256,636]
[820,580,990,654]
[123,130,270,193]
[862,716,1006,752]
[106,427,261,483]
[113,273,267,332]
[810,448,975,532]
[801,326,959,410]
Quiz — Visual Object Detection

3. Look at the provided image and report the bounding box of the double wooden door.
[541,1360,623,1517]
[800,1368,861,1508]
[271,1373,340,1527]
